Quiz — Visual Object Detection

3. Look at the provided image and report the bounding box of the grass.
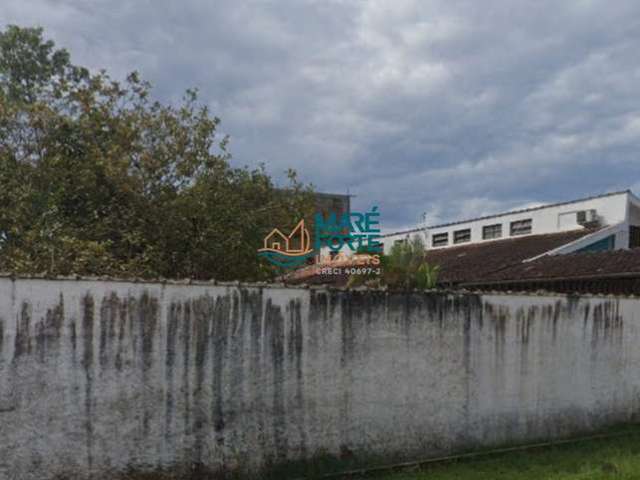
[368,427,640,480]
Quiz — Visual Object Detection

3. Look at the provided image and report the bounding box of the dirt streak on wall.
[0,278,638,479]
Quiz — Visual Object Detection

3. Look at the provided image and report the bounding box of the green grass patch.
[369,427,640,480]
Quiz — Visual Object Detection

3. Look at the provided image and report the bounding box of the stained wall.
[0,278,638,479]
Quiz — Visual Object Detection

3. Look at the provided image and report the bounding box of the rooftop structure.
[292,189,640,294]
[383,189,640,255]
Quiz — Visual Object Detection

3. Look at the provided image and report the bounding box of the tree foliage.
[348,235,440,289]
[381,236,440,289]
[0,25,314,280]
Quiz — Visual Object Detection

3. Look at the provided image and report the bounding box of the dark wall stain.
[485,302,508,365]
[13,302,32,360]
[138,292,159,372]
[70,320,77,366]
[583,302,592,332]
[340,292,356,367]
[164,302,180,447]
[211,294,230,447]
[114,297,128,372]
[519,306,535,346]
[266,298,288,462]
[549,301,561,343]
[425,293,449,328]
[180,300,192,449]
[191,295,213,467]
[35,294,65,363]
[82,295,95,370]
[336,292,357,450]
[461,296,473,431]
[288,297,308,459]
[591,300,624,353]
[309,291,329,350]
[82,293,95,470]
[225,289,248,457]
[137,292,160,437]
[515,306,535,378]
[248,288,267,455]
[461,296,483,362]
[566,295,581,315]
[99,292,119,369]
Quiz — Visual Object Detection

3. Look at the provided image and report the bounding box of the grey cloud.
[3,0,640,229]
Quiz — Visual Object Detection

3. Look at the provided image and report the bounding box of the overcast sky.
[4,0,640,230]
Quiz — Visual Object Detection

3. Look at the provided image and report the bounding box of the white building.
[382,190,640,256]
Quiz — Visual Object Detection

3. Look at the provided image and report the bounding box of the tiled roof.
[287,228,603,287]
[463,248,640,286]
[426,229,595,285]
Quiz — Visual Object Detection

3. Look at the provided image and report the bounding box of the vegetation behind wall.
[0,25,314,281]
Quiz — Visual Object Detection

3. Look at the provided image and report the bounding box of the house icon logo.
[258,219,315,268]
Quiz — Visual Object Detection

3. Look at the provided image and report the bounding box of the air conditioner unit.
[576,209,597,225]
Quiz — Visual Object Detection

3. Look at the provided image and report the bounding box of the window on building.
[510,219,532,236]
[432,232,448,247]
[576,235,615,253]
[453,229,471,244]
[394,238,407,247]
[482,224,502,240]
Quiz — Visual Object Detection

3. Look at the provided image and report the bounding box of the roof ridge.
[539,247,640,260]
[425,190,630,230]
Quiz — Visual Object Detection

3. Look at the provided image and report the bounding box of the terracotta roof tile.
[465,247,640,285]
[426,229,594,284]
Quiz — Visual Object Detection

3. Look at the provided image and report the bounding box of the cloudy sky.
[3,0,640,230]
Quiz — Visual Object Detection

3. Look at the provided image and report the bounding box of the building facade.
[383,190,640,255]
[288,189,640,293]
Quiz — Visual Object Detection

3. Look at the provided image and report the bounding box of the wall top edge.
[0,273,636,300]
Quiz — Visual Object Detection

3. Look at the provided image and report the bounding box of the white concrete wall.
[1,278,640,479]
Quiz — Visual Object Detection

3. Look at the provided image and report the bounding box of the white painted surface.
[1,279,640,479]
[345,191,640,255]
[381,192,639,253]
[424,192,630,249]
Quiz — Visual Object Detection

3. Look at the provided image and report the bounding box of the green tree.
[415,262,441,290]
[0,25,314,280]
[348,235,440,289]
[381,236,440,289]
